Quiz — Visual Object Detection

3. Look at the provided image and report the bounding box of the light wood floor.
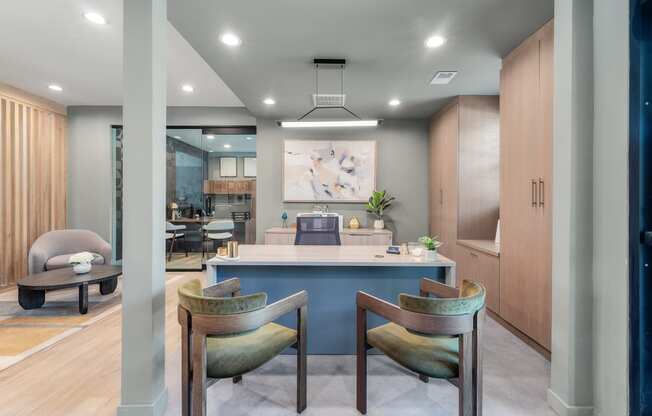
[0,271,554,416]
[0,272,201,416]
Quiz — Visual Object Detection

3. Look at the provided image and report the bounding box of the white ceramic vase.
[73,262,92,274]
[373,219,384,230]
[424,250,437,261]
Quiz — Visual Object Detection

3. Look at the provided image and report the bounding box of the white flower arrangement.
[69,251,96,265]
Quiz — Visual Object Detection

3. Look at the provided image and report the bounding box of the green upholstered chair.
[177,278,308,416]
[356,278,486,416]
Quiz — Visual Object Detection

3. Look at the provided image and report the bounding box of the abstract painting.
[283,140,376,202]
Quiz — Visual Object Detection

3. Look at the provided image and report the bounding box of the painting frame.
[282,139,377,203]
[219,157,237,177]
[243,157,257,178]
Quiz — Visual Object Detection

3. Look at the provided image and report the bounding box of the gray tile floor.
[165,317,556,415]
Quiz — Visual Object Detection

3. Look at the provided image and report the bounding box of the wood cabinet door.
[499,33,541,340]
[456,244,500,313]
[429,116,443,240]
[430,101,459,259]
[370,233,392,246]
[529,21,554,349]
[343,234,365,245]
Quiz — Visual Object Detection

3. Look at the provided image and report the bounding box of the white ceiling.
[169,0,553,119]
[0,0,243,107]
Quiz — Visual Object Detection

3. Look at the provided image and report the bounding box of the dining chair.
[166,222,188,261]
[356,278,486,416]
[202,219,234,256]
[178,278,308,416]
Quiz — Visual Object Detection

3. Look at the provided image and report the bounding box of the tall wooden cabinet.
[429,96,500,270]
[499,21,553,350]
[429,101,459,260]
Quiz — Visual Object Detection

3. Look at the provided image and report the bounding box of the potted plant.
[68,251,97,274]
[366,190,395,230]
[418,235,442,261]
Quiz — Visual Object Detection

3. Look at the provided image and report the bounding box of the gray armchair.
[28,229,112,274]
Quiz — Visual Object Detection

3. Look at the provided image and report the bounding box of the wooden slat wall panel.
[0,94,67,287]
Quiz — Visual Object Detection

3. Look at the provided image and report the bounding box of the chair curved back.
[399,280,486,316]
[28,229,112,274]
[166,222,186,232]
[203,220,234,232]
[178,279,266,318]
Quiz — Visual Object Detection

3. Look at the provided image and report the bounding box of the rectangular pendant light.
[278,120,380,128]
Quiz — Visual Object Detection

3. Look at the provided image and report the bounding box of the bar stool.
[166,222,187,261]
[202,219,234,256]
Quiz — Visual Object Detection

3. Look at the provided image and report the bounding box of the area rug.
[0,273,186,371]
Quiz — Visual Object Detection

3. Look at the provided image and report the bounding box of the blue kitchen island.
[206,245,456,354]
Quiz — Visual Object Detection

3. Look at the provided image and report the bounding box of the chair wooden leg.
[459,333,473,416]
[168,234,176,261]
[191,333,207,416]
[473,309,485,416]
[356,305,367,414]
[297,305,308,413]
[180,310,192,416]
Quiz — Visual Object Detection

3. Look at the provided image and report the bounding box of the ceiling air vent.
[313,94,346,108]
[430,71,458,85]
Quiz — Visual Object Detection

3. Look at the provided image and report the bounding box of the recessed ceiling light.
[263,97,276,105]
[83,12,107,25]
[425,35,446,49]
[48,84,63,92]
[172,135,181,139]
[223,144,232,149]
[388,99,401,107]
[245,136,253,140]
[220,33,242,47]
[181,84,194,93]
[206,134,215,139]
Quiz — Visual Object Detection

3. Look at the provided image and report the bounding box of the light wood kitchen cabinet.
[499,20,553,350]
[265,227,392,246]
[456,241,500,313]
[203,179,255,194]
[429,96,500,261]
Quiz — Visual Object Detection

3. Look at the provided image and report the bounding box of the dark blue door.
[630,1,652,414]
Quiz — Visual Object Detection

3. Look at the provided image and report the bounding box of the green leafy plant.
[418,235,442,251]
[366,190,395,220]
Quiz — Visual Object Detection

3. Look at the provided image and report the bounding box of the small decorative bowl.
[73,263,92,274]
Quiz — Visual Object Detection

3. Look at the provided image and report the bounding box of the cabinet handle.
[538,178,544,207]
[531,179,538,207]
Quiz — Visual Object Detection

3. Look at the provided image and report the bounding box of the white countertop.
[206,245,455,267]
[457,239,500,257]
[266,227,392,235]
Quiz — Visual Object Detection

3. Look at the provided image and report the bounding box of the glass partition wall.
[111,125,257,271]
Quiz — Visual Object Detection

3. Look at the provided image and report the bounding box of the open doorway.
[110,125,257,271]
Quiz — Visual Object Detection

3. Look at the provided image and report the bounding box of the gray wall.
[549,0,595,414]
[67,106,256,243]
[593,0,629,414]
[255,118,430,243]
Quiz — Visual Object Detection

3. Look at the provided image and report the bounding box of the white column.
[118,0,167,415]
[548,1,594,415]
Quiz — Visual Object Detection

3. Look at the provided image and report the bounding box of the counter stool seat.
[367,322,459,379]
[207,232,232,241]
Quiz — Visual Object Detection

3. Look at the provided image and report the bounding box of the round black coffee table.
[17,265,122,314]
